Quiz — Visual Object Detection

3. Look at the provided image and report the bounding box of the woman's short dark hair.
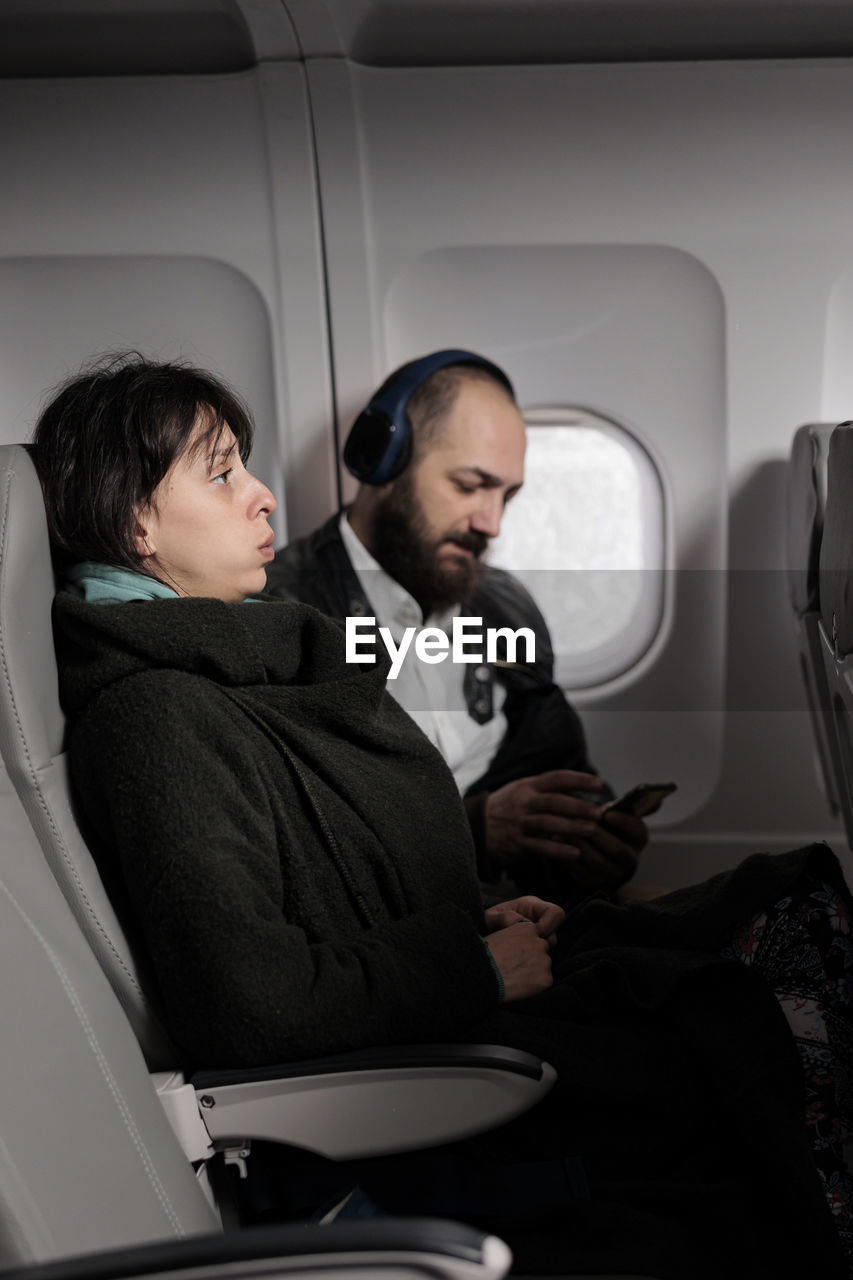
[29,353,255,574]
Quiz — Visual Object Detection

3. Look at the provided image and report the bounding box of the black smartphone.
[602,781,677,819]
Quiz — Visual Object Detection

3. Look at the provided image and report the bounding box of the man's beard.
[370,472,487,617]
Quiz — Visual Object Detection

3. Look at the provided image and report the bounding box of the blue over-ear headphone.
[343,348,515,485]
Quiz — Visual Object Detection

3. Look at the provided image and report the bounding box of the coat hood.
[53,591,388,723]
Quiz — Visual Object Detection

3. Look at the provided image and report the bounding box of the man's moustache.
[443,532,489,558]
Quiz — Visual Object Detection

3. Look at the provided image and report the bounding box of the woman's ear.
[133,507,155,559]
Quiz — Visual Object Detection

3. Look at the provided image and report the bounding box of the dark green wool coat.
[54,592,500,1066]
[54,590,850,1279]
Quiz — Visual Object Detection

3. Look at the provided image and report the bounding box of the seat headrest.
[0,443,65,765]
[820,423,853,658]
[0,443,177,1068]
[787,422,836,617]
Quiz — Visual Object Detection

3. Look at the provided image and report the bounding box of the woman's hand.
[484,920,554,1002]
[484,895,565,948]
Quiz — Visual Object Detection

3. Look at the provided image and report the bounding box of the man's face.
[371,378,526,614]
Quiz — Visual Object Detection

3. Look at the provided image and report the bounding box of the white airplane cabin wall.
[1,0,851,886]
[305,53,853,885]
[0,4,334,545]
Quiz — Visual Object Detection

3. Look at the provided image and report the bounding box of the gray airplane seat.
[0,443,176,1069]
[0,442,563,1219]
[818,421,853,848]
[0,442,662,1280]
[0,754,514,1280]
[0,766,217,1264]
[786,421,841,817]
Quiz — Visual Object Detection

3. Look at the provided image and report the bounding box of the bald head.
[349,366,526,616]
[405,363,519,462]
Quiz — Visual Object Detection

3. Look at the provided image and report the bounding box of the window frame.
[489,404,671,692]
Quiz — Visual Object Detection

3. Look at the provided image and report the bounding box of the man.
[265,350,647,901]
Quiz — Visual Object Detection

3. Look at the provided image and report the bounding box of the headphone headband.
[343,348,514,485]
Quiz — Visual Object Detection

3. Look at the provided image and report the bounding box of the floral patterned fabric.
[723,878,853,1269]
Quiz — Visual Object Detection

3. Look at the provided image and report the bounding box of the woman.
[31,354,853,1278]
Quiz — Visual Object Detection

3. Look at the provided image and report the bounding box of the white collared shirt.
[339,514,508,794]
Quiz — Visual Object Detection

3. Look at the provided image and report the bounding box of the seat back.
[787,422,835,618]
[0,444,175,1068]
[818,422,853,848]
[0,763,525,1280]
[786,421,841,816]
[0,765,217,1265]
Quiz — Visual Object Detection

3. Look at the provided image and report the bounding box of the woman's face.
[136,419,277,601]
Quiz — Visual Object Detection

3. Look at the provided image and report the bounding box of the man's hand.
[567,808,648,888]
[483,771,649,890]
[484,895,565,948]
[484,920,554,1002]
[484,770,606,864]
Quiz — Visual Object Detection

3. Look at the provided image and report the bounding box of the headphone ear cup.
[343,407,411,485]
[344,348,513,486]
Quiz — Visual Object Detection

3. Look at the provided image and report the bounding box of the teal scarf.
[66,563,263,605]
[66,563,178,605]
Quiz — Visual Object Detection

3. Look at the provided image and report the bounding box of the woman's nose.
[248,472,277,517]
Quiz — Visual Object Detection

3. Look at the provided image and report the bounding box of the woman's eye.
[212,468,232,486]
[454,481,477,495]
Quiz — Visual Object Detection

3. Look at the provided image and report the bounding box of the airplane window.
[488,407,666,689]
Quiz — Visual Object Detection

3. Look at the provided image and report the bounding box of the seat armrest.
[190,1044,556,1158]
[0,1219,512,1280]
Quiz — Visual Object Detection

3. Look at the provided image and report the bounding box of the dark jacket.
[53,588,848,1278]
[54,591,499,1067]
[264,514,605,887]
